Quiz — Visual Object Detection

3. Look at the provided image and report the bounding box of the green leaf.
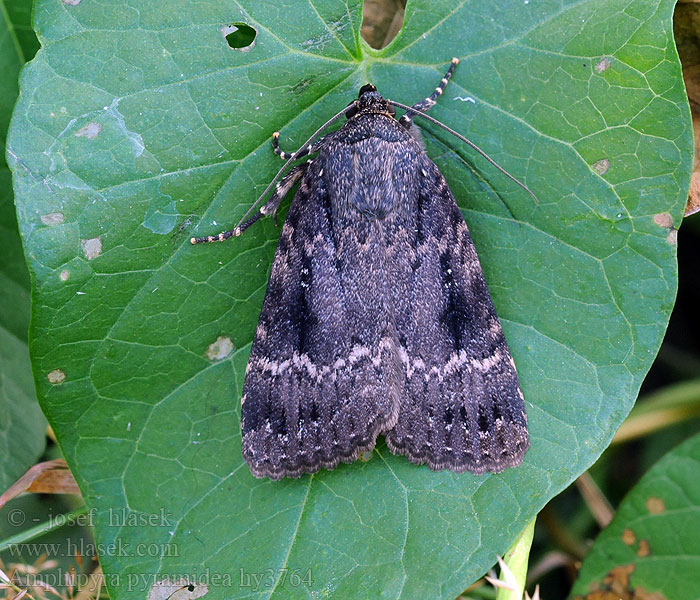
[571,432,700,599]
[3,0,40,62]
[0,0,45,491]
[7,1,691,598]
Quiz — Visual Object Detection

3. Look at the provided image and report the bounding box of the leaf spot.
[652,213,677,245]
[75,122,101,139]
[653,212,673,228]
[578,562,668,600]
[595,57,611,73]
[621,528,635,545]
[221,23,257,51]
[636,539,650,557]
[147,577,208,600]
[59,270,70,281]
[81,237,102,260]
[47,369,66,384]
[41,212,65,226]
[603,563,634,588]
[592,158,610,174]
[63,0,82,5]
[359,450,373,462]
[206,336,234,361]
[645,496,665,514]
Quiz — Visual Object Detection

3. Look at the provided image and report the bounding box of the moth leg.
[272,131,328,161]
[190,162,309,244]
[399,57,459,129]
[257,161,310,227]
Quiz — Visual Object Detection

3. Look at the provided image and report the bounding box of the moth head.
[347,84,396,119]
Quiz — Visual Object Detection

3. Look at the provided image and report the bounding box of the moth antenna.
[388,99,539,203]
[191,104,352,244]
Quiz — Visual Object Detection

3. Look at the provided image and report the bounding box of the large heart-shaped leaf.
[571,431,700,599]
[8,1,691,598]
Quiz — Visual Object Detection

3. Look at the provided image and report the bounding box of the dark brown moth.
[192,59,530,479]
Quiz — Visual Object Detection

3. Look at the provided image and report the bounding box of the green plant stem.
[0,505,87,553]
[495,516,536,600]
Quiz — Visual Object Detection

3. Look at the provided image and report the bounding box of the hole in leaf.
[361,0,406,49]
[222,23,257,50]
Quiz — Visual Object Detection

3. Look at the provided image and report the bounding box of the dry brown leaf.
[0,459,80,510]
[674,3,700,215]
[73,565,103,600]
[686,170,700,215]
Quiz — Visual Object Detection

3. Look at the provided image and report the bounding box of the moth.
[192,59,530,479]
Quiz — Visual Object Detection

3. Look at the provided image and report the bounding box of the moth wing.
[241,163,400,479]
[385,159,529,474]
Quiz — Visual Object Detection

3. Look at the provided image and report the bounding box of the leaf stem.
[0,506,87,553]
[495,516,536,600]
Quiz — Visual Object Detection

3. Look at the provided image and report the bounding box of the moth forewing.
[192,59,529,479]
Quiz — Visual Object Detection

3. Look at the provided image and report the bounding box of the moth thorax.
[357,91,389,113]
